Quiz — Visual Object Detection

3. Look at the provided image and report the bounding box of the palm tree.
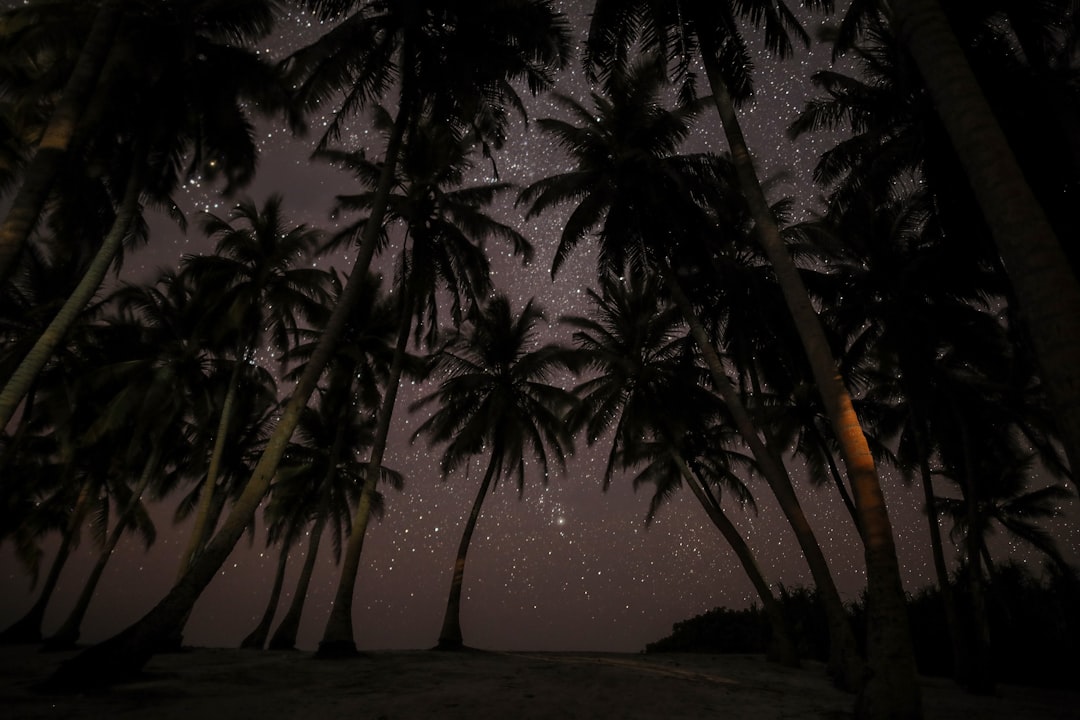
[0,0,285,432]
[518,58,863,690]
[0,0,122,284]
[314,118,532,655]
[175,195,330,581]
[563,272,800,666]
[581,4,922,712]
[410,294,576,649]
[878,0,1080,500]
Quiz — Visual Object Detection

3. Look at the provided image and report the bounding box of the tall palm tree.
[518,58,863,690]
[410,294,576,649]
[880,0,1080,501]
[313,118,532,655]
[582,4,921,713]
[563,272,799,666]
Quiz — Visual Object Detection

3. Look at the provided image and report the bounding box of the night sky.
[2,1,1077,654]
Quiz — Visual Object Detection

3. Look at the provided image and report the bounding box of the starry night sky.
[2,1,1077,653]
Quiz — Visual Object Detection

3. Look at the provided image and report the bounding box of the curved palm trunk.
[318,288,413,657]
[268,512,327,650]
[45,446,160,650]
[697,45,918,715]
[46,102,411,690]
[812,427,862,537]
[176,360,243,580]
[0,0,123,285]
[668,447,799,666]
[664,270,864,691]
[240,541,291,649]
[0,153,145,430]
[0,481,93,645]
[438,452,501,650]
[893,0,1080,489]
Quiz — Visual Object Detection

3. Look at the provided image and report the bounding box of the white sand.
[2,645,1077,719]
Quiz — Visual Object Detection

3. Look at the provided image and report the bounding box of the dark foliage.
[646,563,1080,690]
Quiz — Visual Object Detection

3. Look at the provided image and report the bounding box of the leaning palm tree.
[582,4,919,712]
[410,294,577,649]
[518,57,863,689]
[846,0,1080,485]
[563,271,799,666]
[0,0,285,432]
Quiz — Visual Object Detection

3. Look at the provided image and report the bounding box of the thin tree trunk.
[697,47,919,717]
[668,447,799,667]
[0,152,144,430]
[0,0,123,285]
[664,269,865,691]
[240,541,291,650]
[273,413,347,650]
[813,427,862,537]
[953,402,993,694]
[438,452,501,650]
[268,513,327,650]
[45,447,160,650]
[892,0,1080,490]
[46,99,412,691]
[176,360,243,580]
[317,284,413,657]
[0,482,93,644]
[909,410,970,687]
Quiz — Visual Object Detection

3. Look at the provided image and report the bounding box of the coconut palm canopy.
[1,2,1078,711]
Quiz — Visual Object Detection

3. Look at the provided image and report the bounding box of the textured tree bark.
[892,0,1080,488]
[0,0,123,285]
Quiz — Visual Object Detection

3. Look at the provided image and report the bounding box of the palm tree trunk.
[668,447,799,666]
[268,513,327,650]
[813,428,862,536]
[0,151,145,430]
[953,402,993,694]
[663,269,864,691]
[0,0,124,285]
[438,452,501,650]
[318,284,413,657]
[45,100,413,691]
[240,541,291,649]
[176,360,243,581]
[45,446,160,650]
[696,46,919,717]
[892,0,1080,489]
[909,410,970,687]
[0,481,93,645]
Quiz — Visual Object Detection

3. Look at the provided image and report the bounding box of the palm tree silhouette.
[563,271,800,666]
[411,294,577,650]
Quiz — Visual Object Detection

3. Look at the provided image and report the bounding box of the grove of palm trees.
[2,2,1078,719]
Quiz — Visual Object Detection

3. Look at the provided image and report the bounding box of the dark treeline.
[647,561,1080,691]
[1,2,1079,719]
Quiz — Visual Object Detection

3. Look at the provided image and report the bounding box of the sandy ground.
[1,645,1077,720]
